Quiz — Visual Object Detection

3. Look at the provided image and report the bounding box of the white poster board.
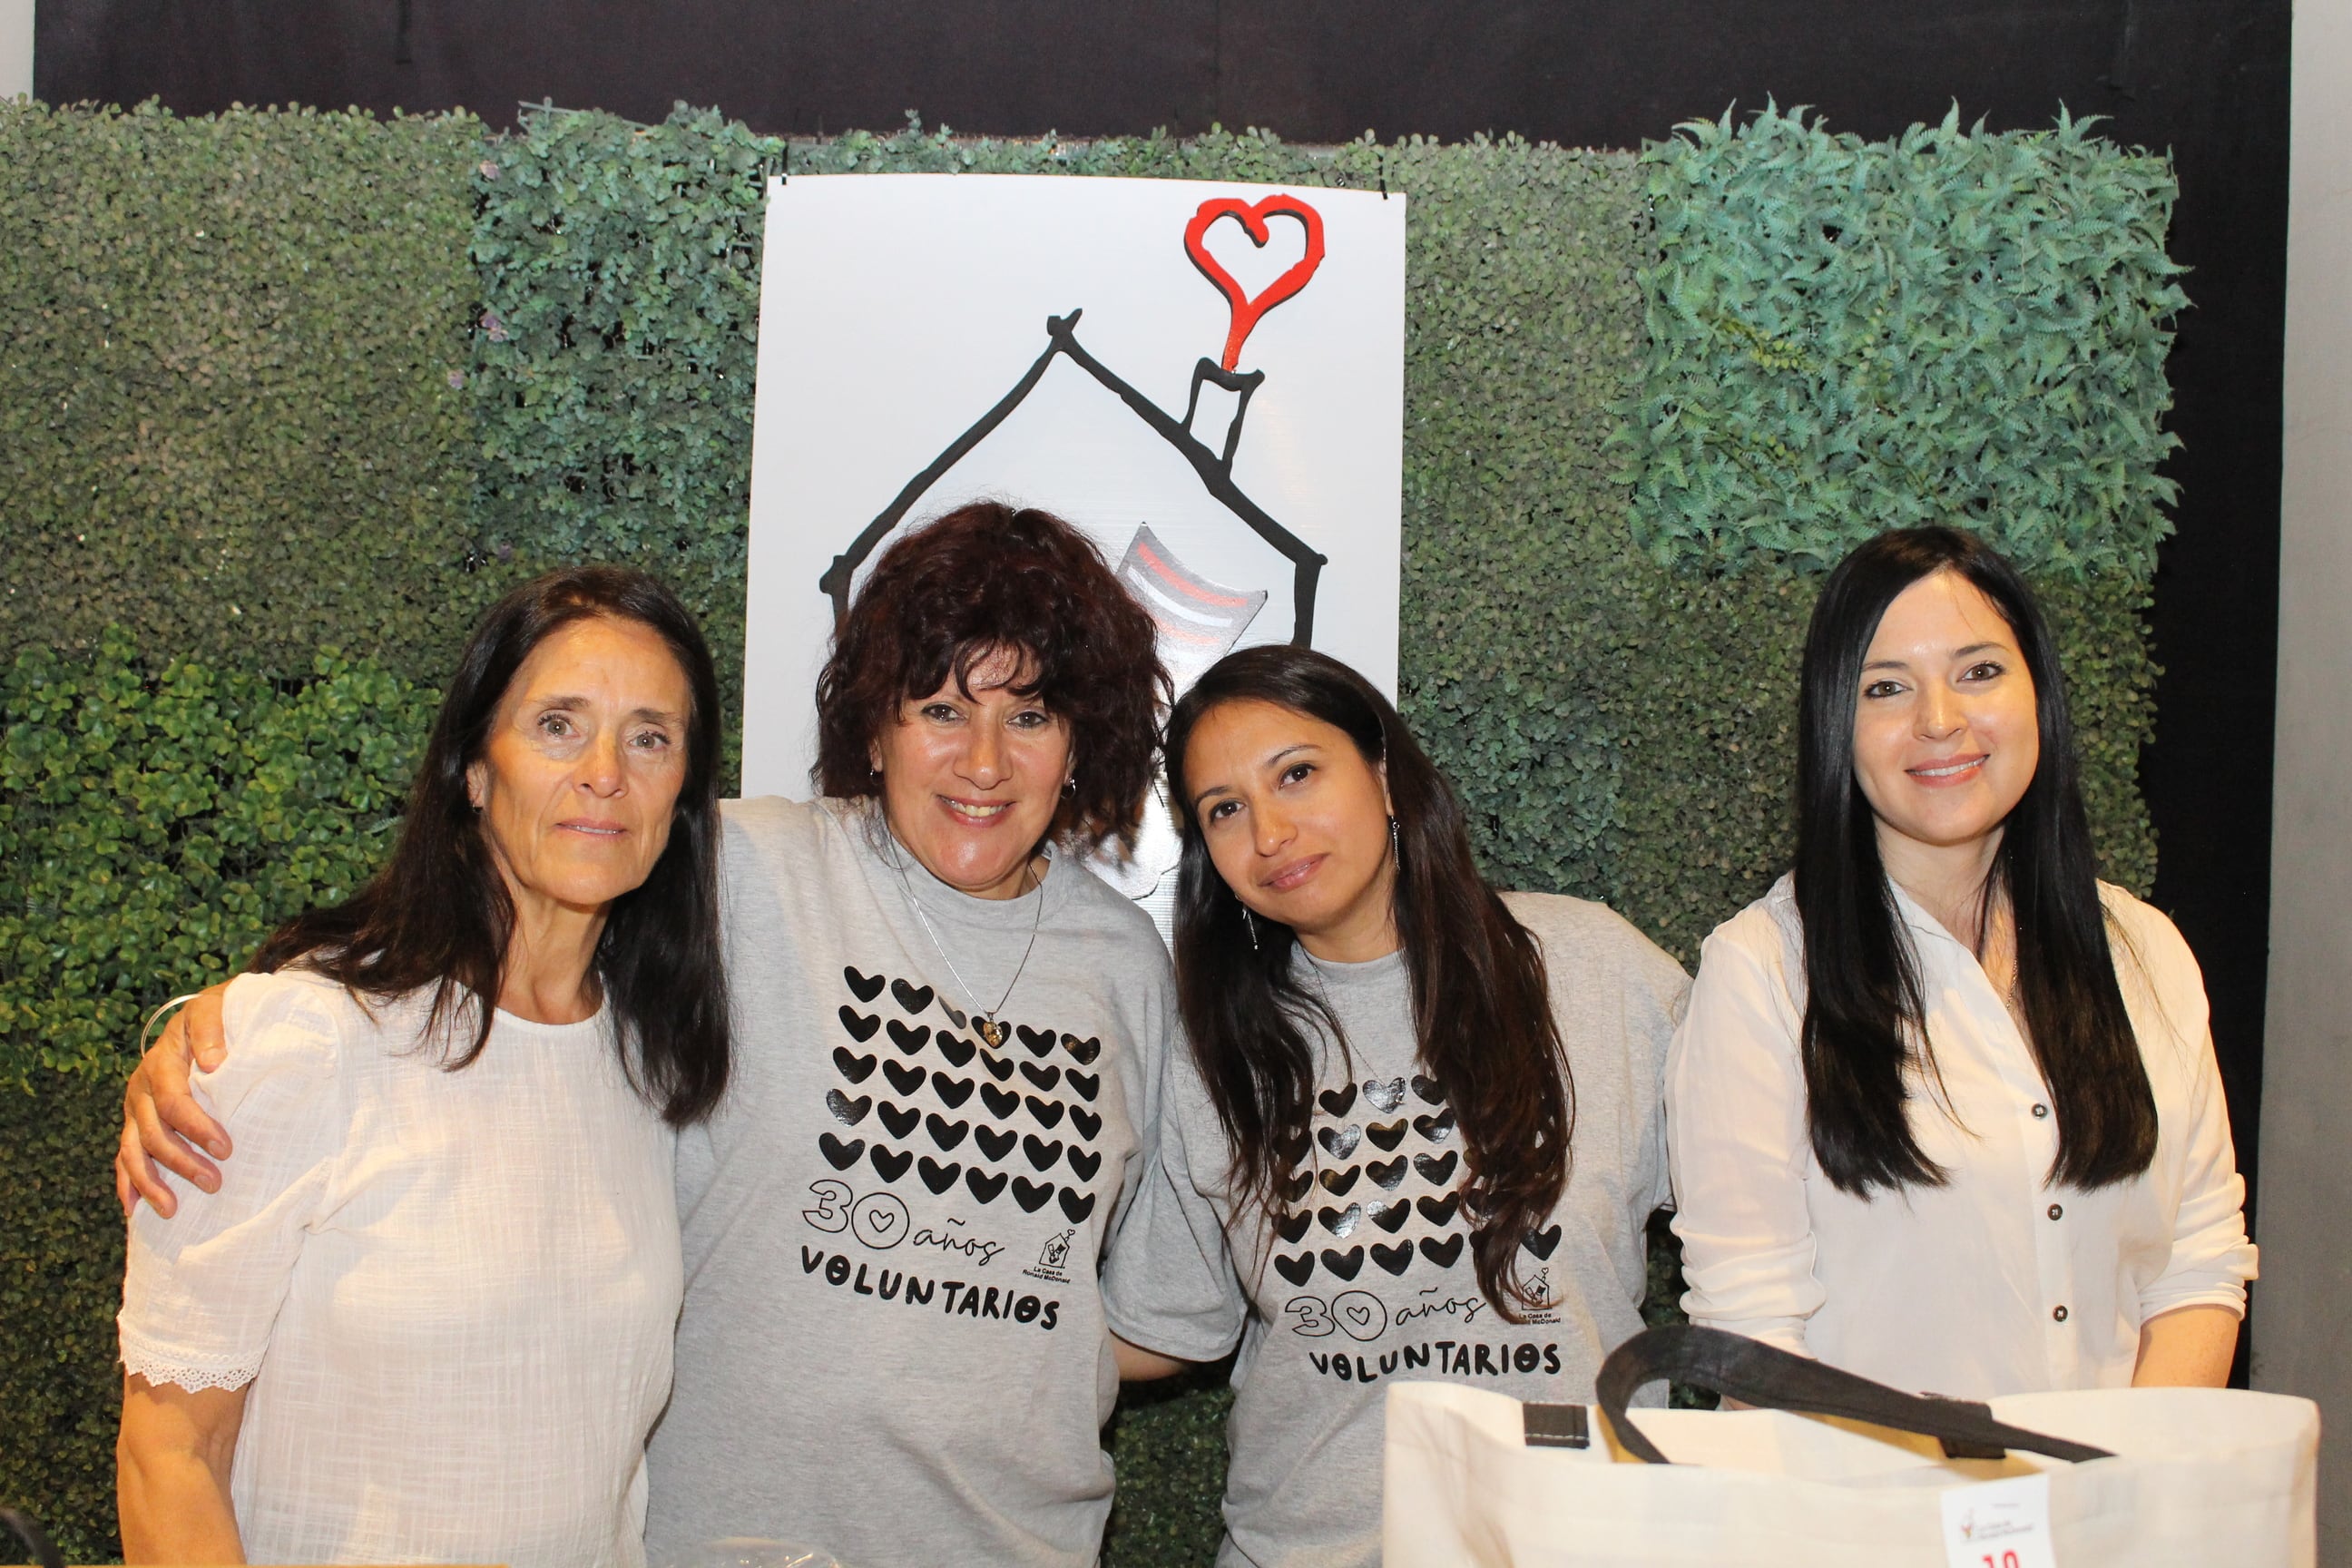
[741,172,1406,916]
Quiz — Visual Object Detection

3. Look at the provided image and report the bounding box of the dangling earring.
[1245,906,1260,951]
[1389,815,1402,868]
[1063,775,1078,797]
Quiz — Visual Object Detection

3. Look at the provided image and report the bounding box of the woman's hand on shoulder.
[117,984,235,1219]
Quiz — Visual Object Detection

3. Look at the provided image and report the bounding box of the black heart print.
[1275,1210,1316,1243]
[1279,1171,1314,1203]
[1363,1076,1406,1113]
[887,1020,931,1056]
[884,1061,926,1096]
[1418,1233,1465,1269]
[966,1168,1007,1204]
[843,967,886,1003]
[1275,1252,1316,1286]
[1415,1151,1460,1184]
[890,978,934,1014]
[878,1102,919,1140]
[1069,1107,1103,1142]
[932,1075,975,1109]
[926,1114,969,1152]
[833,1049,877,1083]
[869,1145,912,1183]
[980,1053,1016,1083]
[1025,1096,1065,1130]
[1318,1166,1362,1197]
[975,1126,1016,1162]
[1367,1156,1407,1190]
[826,1090,872,1127]
[1017,1024,1057,1057]
[1319,1203,1362,1238]
[1411,1073,1447,1105]
[1365,1119,1407,1152]
[1020,1062,1062,1092]
[936,1034,976,1068]
[1367,1200,1410,1233]
[818,1132,864,1170]
[838,1006,881,1043]
[918,1157,961,1194]
[1058,1189,1095,1223]
[1276,1129,1311,1164]
[1061,1034,1102,1064]
[1413,1109,1457,1143]
[981,1083,1020,1120]
[1318,1084,1357,1117]
[1067,1147,1102,1181]
[1318,1124,1362,1159]
[1416,1193,1461,1226]
[1523,1224,1563,1259]
[1011,1176,1055,1212]
[942,1002,968,1029]
[1320,1246,1366,1280]
[1023,1135,1063,1171]
[1370,1240,1414,1276]
[1066,1070,1101,1102]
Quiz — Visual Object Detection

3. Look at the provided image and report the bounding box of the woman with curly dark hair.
[121,502,1178,1568]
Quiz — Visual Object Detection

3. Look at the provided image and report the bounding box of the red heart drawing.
[1184,194,1328,370]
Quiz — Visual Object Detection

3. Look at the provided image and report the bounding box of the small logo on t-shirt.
[1024,1227,1077,1283]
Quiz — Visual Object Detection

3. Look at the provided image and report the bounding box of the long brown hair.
[1165,645,1574,1320]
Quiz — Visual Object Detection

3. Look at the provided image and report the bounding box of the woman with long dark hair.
[1102,645,1688,1568]
[122,502,1176,1568]
[1666,526,2255,1396]
[116,567,731,1565]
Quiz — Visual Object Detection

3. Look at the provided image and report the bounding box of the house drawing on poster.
[814,309,1332,900]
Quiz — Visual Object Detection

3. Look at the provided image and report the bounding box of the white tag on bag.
[1941,1472,2057,1568]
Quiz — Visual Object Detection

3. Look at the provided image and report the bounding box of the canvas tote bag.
[1384,1325,2318,1567]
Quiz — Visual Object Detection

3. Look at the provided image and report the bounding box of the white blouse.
[119,969,681,1568]
[1665,875,2255,1398]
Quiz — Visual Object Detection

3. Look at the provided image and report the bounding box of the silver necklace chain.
[885,832,1046,1047]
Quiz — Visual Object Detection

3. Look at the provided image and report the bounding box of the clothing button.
[2053,1305,2070,1323]
[2047,1203,2063,1220]
[2032,1103,2050,1119]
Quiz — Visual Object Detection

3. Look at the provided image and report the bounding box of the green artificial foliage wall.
[0,101,2180,1563]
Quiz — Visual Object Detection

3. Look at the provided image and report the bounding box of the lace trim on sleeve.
[121,1341,261,1393]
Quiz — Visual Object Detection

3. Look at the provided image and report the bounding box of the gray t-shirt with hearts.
[1100,892,1687,1568]
[644,796,1174,1568]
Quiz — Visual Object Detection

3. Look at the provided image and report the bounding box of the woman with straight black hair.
[1667,525,2255,1399]
[1103,644,1689,1568]
[116,566,730,1565]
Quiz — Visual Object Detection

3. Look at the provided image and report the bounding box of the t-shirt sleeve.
[117,972,354,1392]
[1619,918,1693,1218]
[1101,1042,1249,1364]
[1663,917,1822,1357]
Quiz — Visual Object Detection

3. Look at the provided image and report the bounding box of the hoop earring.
[1063,776,1078,797]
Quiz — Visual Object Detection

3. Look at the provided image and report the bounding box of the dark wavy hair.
[250,567,732,1127]
[1794,526,2154,1193]
[814,500,1169,851]
[1166,645,1574,1321]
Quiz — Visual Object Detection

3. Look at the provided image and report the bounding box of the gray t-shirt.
[644,796,1175,1568]
[1100,892,1689,1568]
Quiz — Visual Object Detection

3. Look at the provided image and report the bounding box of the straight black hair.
[1166,645,1573,1321]
[251,566,732,1127]
[1794,526,2154,1193]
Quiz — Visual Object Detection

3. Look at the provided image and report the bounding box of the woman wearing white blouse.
[1665,526,2254,1399]
[114,568,733,1566]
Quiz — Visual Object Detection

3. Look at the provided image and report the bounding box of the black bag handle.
[0,1506,64,1568]
[1595,1325,2113,1466]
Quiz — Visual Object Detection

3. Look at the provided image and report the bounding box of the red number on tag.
[1979,1554,2021,1568]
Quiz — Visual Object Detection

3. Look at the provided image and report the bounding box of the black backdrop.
[36,0,2292,1350]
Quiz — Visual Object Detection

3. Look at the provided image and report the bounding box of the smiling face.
[466,615,696,926]
[871,646,1073,901]
[1851,569,2041,880]
[1182,698,1397,963]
